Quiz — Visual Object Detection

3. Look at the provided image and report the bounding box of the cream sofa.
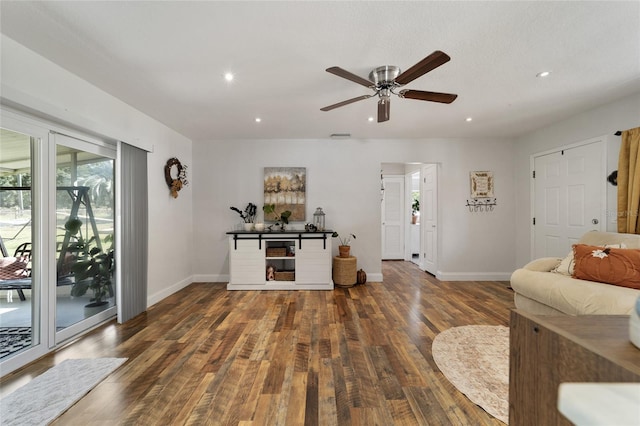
[511,231,640,315]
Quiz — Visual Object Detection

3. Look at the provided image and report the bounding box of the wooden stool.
[333,256,357,287]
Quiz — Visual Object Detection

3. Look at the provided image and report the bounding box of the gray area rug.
[0,357,127,425]
[432,325,509,424]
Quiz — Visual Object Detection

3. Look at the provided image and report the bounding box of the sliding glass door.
[0,128,37,362]
[53,134,116,343]
[0,110,118,374]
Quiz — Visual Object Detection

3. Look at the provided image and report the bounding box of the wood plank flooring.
[0,261,515,425]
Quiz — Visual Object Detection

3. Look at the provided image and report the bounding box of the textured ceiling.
[1,1,639,141]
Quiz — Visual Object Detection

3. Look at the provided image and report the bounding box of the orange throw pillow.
[572,244,640,290]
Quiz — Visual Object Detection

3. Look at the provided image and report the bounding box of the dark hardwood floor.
[0,261,515,425]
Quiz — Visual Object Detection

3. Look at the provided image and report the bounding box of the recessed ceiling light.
[465,117,473,122]
[368,117,374,122]
[224,72,234,82]
[536,71,551,78]
[255,117,261,123]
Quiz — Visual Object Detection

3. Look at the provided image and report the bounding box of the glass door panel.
[0,128,36,361]
[55,142,115,335]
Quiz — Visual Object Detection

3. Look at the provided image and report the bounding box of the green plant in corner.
[263,204,292,231]
[65,218,114,307]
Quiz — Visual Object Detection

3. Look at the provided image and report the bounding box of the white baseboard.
[435,272,513,281]
[147,275,193,307]
[192,274,229,283]
[366,273,383,282]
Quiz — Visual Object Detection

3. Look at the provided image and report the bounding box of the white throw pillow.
[553,243,626,276]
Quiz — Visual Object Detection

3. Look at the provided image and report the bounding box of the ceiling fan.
[320,50,457,123]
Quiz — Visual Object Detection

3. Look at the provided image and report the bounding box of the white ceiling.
[1,1,639,141]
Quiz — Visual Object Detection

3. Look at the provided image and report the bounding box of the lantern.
[313,207,325,231]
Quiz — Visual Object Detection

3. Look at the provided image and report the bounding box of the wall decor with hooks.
[465,198,497,212]
[467,170,496,212]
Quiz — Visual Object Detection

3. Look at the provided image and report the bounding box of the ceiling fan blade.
[377,98,390,122]
[399,89,458,104]
[326,67,375,88]
[320,95,373,111]
[395,51,451,85]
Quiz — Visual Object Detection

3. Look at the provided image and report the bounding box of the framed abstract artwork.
[264,167,306,221]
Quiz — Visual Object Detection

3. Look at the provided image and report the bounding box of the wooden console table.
[226,230,333,290]
[509,309,640,425]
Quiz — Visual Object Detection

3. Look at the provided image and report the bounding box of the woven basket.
[274,271,295,281]
[332,256,357,287]
[266,248,287,257]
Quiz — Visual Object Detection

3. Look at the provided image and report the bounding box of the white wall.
[0,35,194,306]
[513,92,640,268]
[192,138,516,281]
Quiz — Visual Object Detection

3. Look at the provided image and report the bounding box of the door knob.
[592,219,599,225]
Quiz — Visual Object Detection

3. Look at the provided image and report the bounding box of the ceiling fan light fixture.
[321,50,457,122]
[369,66,401,86]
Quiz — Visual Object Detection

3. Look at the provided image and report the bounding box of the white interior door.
[381,176,404,259]
[533,141,605,258]
[422,164,438,274]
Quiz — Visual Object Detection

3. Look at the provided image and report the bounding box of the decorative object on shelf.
[332,231,356,258]
[230,203,257,227]
[313,207,326,231]
[357,269,367,285]
[266,264,276,281]
[164,157,189,198]
[470,171,494,198]
[465,198,497,212]
[305,223,317,232]
[263,204,292,231]
[254,223,265,231]
[264,167,306,221]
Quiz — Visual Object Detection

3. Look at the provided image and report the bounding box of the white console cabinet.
[227,231,334,290]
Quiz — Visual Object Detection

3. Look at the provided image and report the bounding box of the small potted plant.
[412,194,420,224]
[263,204,292,231]
[332,231,356,257]
[230,203,257,230]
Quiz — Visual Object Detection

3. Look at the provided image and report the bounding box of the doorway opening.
[381,163,438,276]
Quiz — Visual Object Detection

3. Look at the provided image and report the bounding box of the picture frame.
[470,171,494,198]
[264,167,306,221]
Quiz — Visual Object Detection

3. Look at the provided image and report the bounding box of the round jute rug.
[432,325,509,424]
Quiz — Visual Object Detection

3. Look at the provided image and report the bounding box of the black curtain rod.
[615,131,622,136]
